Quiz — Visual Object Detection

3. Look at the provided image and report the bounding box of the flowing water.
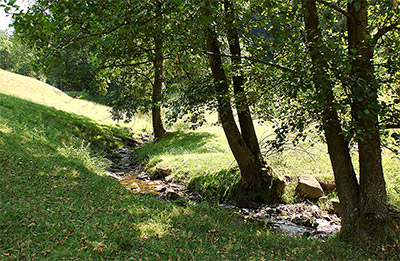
[106,146,341,240]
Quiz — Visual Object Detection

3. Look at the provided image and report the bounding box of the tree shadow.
[135,131,220,160]
[0,94,394,260]
[187,168,240,200]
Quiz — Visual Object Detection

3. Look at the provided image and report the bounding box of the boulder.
[330,199,341,216]
[154,166,172,179]
[165,190,181,200]
[297,174,323,199]
[317,179,336,192]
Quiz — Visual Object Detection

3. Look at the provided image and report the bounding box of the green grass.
[1,94,399,259]
[134,130,240,199]
[1,70,399,258]
[65,89,112,106]
[0,69,151,133]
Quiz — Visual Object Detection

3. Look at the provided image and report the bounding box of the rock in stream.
[220,202,341,240]
[107,145,341,240]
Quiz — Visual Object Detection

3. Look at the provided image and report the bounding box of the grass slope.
[1,71,399,258]
[4,68,398,206]
[0,69,151,132]
[1,93,398,260]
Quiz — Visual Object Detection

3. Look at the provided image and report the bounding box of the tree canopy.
[7,0,400,242]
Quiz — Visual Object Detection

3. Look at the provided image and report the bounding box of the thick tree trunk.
[201,2,274,201]
[347,0,394,240]
[223,0,262,158]
[152,3,167,139]
[302,0,360,234]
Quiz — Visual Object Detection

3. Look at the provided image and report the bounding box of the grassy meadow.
[1,69,399,259]
[0,69,151,132]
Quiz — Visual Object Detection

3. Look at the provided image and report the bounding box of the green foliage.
[11,0,184,122]
[165,72,217,129]
[248,1,400,147]
[43,49,108,95]
[0,32,40,78]
[108,68,153,121]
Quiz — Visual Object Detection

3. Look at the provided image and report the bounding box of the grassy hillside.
[1,68,399,206]
[0,69,151,132]
[1,87,399,259]
[0,70,399,258]
[1,68,399,205]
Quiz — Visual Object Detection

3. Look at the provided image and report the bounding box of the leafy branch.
[315,0,348,17]
[204,51,295,73]
[372,19,400,45]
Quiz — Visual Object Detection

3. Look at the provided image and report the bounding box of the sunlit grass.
[0,69,151,133]
[0,72,398,258]
[149,112,400,207]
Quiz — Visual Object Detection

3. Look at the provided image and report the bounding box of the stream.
[105,144,341,240]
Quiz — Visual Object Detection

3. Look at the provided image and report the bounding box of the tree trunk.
[200,2,274,201]
[152,3,166,139]
[347,0,394,240]
[302,0,360,234]
[223,0,262,158]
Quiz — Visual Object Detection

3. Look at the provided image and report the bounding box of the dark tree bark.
[303,0,397,241]
[223,0,262,158]
[152,2,167,139]
[200,1,275,201]
[347,0,394,240]
[302,0,360,234]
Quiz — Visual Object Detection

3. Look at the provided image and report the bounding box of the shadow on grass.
[0,94,397,259]
[187,169,241,200]
[135,131,219,160]
[0,93,129,153]
[65,90,112,106]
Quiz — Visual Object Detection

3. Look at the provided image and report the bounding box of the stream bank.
[105,142,341,240]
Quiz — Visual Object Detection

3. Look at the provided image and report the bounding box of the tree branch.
[99,60,152,70]
[204,51,295,73]
[383,124,400,129]
[372,20,400,45]
[315,0,348,17]
[131,67,154,87]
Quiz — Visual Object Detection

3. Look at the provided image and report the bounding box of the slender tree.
[224,0,262,158]
[301,0,360,237]
[257,0,400,241]
[200,0,280,202]
[11,0,168,138]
